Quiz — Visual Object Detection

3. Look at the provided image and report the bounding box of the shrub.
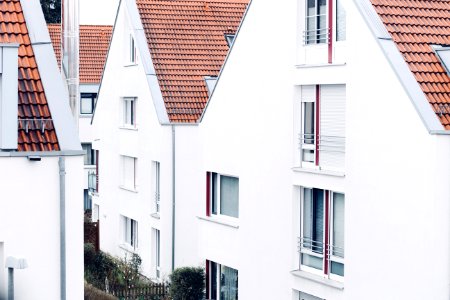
[84,281,117,300]
[169,267,205,300]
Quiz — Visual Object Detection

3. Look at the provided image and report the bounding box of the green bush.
[169,267,205,300]
[84,281,117,300]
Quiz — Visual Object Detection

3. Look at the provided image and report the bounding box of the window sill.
[295,62,347,69]
[291,270,344,290]
[79,114,93,118]
[119,243,137,253]
[124,63,138,67]
[292,167,345,177]
[119,126,138,131]
[197,216,239,229]
[150,213,160,220]
[119,185,138,193]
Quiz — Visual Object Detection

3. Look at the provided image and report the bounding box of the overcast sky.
[79,0,120,25]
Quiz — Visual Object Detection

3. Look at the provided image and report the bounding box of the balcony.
[298,134,345,171]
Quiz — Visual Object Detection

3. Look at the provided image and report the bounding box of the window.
[122,216,138,249]
[129,34,136,63]
[299,85,346,170]
[80,93,96,115]
[154,228,160,278]
[121,155,137,190]
[83,189,92,211]
[152,161,161,213]
[224,34,235,47]
[207,172,239,218]
[82,143,96,165]
[206,261,238,300]
[305,0,327,44]
[297,291,324,300]
[299,187,344,280]
[122,97,136,127]
[336,0,346,41]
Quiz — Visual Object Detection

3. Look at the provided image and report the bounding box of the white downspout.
[59,157,66,300]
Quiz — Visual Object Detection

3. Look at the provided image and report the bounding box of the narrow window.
[155,229,160,278]
[83,189,92,211]
[336,0,346,41]
[82,143,96,165]
[123,216,138,249]
[123,97,136,127]
[121,155,137,190]
[130,35,136,63]
[305,0,327,44]
[300,85,316,166]
[153,161,161,213]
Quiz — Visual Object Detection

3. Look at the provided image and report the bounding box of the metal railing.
[298,237,344,258]
[303,27,330,45]
[299,134,345,154]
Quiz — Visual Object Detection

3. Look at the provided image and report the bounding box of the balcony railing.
[298,237,344,258]
[303,27,330,45]
[299,134,345,153]
[88,170,97,192]
[18,118,54,133]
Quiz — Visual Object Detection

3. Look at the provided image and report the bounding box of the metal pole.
[59,157,66,300]
[7,268,13,300]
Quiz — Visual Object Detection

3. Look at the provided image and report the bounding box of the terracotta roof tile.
[136,0,249,123]
[47,24,112,83]
[0,0,59,151]
[371,0,450,129]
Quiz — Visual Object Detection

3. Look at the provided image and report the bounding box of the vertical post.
[7,268,13,300]
[59,157,67,300]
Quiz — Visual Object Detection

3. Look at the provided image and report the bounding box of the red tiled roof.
[47,24,112,83]
[371,0,450,129]
[136,0,249,123]
[0,0,59,151]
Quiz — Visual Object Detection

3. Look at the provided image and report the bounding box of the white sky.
[79,0,120,25]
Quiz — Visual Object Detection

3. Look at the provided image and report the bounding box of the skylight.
[433,46,450,76]
[225,34,235,47]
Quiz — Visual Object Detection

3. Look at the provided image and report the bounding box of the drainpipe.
[171,125,176,271]
[59,157,66,300]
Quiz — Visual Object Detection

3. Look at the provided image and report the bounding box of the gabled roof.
[47,24,112,84]
[371,0,450,129]
[136,0,249,123]
[1,0,59,151]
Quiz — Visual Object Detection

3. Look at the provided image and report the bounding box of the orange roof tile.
[371,0,450,129]
[47,24,112,84]
[136,0,249,123]
[1,0,59,151]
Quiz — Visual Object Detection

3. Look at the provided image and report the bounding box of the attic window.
[433,46,450,76]
[225,34,235,47]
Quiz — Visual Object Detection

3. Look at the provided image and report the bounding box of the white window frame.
[121,155,137,191]
[300,93,316,168]
[153,161,161,214]
[129,34,136,64]
[209,172,239,219]
[122,97,137,128]
[122,216,138,250]
[305,0,328,45]
[299,187,344,281]
[155,229,160,278]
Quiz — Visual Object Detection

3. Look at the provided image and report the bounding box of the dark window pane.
[304,102,315,144]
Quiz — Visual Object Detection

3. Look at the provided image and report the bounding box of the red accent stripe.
[328,0,333,64]
[205,260,210,298]
[206,172,211,216]
[324,191,330,274]
[96,150,99,192]
[315,85,320,166]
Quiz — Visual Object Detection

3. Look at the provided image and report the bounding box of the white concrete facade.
[199,0,450,299]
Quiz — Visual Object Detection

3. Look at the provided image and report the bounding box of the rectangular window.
[121,155,137,190]
[123,97,136,127]
[305,0,327,44]
[336,0,346,41]
[206,261,238,300]
[122,216,138,249]
[82,143,96,165]
[207,172,239,218]
[83,189,92,211]
[298,291,324,300]
[152,161,161,213]
[129,35,136,63]
[155,229,160,278]
[80,93,96,115]
[299,187,344,280]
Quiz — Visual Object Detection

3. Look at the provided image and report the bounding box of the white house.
[0,0,84,299]
[48,24,112,212]
[91,0,249,281]
[199,0,450,299]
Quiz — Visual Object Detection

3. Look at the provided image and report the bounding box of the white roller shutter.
[319,85,346,170]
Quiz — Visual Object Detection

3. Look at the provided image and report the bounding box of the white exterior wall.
[0,155,83,300]
[92,1,204,280]
[200,1,297,299]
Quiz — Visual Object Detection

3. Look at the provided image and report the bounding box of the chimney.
[62,0,80,132]
[0,43,19,150]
